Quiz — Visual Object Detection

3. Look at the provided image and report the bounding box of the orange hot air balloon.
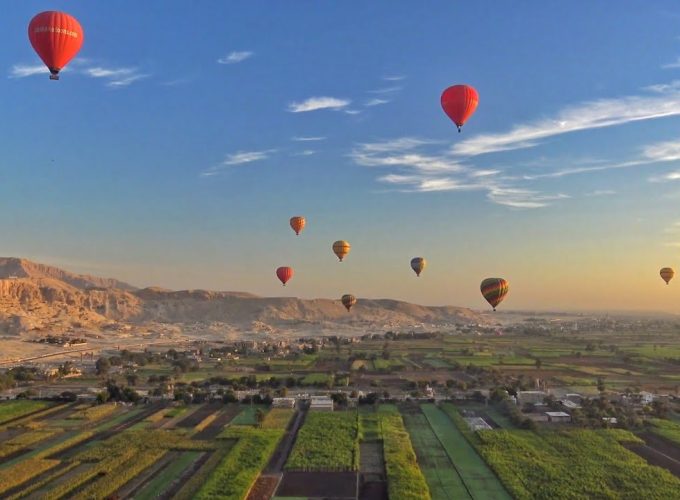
[480,278,509,311]
[276,266,294,286]
[341,294,356,312]
[410,257,427,277]
[332,240,351,262]
[28,11,84,80]
[660,267,674,285]
[290,216,306,236]
[441,84,479,132]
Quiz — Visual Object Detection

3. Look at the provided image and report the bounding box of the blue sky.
[3,1,680,311]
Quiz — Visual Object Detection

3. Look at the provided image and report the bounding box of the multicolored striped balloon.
[660,267,674,285]
[410,257,427,277]
[341,294,356,312]
[480,278,509,311]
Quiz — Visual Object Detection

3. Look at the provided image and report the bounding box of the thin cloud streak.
[217,51,253,64]
[287,97,350,112]
[9,64,46,78]
[84,66,149,87]
[291,136,326,142]
[452,84,680,157]
[367,86,402,94]
[365,98,390,107]
[201,149,276,177]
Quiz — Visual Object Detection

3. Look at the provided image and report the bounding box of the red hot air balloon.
[28,11,84,80]
[276,266,294,286]
[441,85,479,132]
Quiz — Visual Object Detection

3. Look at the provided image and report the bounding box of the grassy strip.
[196,427,285,499]
[261,408,294,429]
[423,404,510,499]
[650,418,680,446]
[146,408,169,422]
[0,429,60,458]
[0,400,52,425]
[72,449,167,499]
[135,451,203,500]
[173,446,234,500]
[194,412,218,433]
[401,410,470,500]
[0,403,65,431]
[36,430,96,459]
[68,403,118,422]
[5,460,81,500]
[377,407,431,500]
[285,411,359,471]
[474,428,680,499]
[231,405,268,426]
[0,457,61,495]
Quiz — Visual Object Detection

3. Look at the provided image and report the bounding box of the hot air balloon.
[276,266,294,286]
[480,278,509,311]
[289,216,306,236]
[441,85,479,132]
[332,240,351,262]
[410,257,427,277]
[660,267,675,285]
[341,294,356,312]
[28,11,84,80]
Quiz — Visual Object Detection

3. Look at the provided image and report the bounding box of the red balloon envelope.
[28,11,84,80]
[276,266,294,286]
[441,84,479,132]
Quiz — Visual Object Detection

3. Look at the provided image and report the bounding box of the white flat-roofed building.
[272,397,296,408]
[545,411,571,423]
[309,396,334,411]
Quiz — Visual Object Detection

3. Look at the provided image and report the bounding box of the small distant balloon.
[660,267,674,285]
[332,240,351,262]
[410,257,427,277]
[28,11,84,80]
[480,278,509,311]
[441,84,479,132]
[341,294,356,312]
[290,216,306,236]
[276,266,294,286]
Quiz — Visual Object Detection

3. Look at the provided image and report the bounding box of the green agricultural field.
[0,400,52,425]
[300,372,333,385]
[231,405,268,426]
[423,404,510,499]
[650,418,680,446]
[286,411,359,471]
[401,409,470,500]
[136,451,203,500]
[475,428,680,499]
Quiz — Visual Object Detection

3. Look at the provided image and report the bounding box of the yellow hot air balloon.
[341,294,356,312]
[660,267,674,285]
[290,216,306,236]
[410,257,427,277]
[332,240,351,262]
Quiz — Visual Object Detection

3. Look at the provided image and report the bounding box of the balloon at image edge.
[410,257,427,277]
[290,216,306,236]
[660,267,674,285]
[332,240,351,262]
[441,84,479,132]
[480,278,509,311]
[341,294,356,312]
[276,266,294,286]
[28,11,84,80]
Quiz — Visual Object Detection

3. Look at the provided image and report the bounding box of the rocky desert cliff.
[0,258,484,336]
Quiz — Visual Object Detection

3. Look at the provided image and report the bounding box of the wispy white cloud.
[217,51,254,64]
[662,57,680,69]
[383,75,405,81]
[585,190,616,196]
[351,137,565,208]
[287,96,350,113]
[9,64,46,78]
[650,170,680,182]
[84,66,148,87]
[367,86,402,94]
[291,136,326,142]
[365,98,389,107]
[201,149,276,177]
[453,84,680,157]
[293,150,315,156]
[344,109,362,115]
